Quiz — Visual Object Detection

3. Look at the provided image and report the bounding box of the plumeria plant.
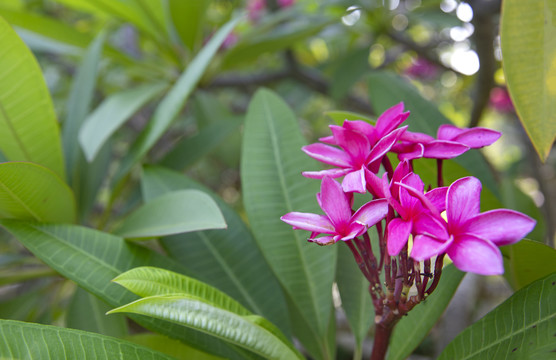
[0,1,555,360]
[281,103,536,359]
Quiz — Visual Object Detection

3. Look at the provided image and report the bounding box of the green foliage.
[439,272,556,359]
[502,240,556,290]
[0,319,174,360]
[242,88,336,360]
[501,0,556,161]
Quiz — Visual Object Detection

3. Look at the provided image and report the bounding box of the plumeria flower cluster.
[281,102,536,330]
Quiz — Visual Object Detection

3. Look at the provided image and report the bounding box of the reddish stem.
[370,323,394,360]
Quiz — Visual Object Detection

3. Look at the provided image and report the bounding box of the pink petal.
[302,143,351,167]
[399,173,425,209]
[447,234,504,275]
[342,120,377,145]
[364,168,387,198]
[425,187,448,213]
[413,213,449,240]
[396,181,440,218]
[452,127,501,148]
[320,177,352,228]
[367,126,408,164]
[447,176,481,227]
[411,234,452,261]
[394,143,424,161]
[376,102,410,136]
[351,198,389,228]
[387,218,412,256]
[302,168,351,179]
[331,127,370,165]
[400,131,434,143]
[422,140,469,159]
[342,167,367,193]
[318,135,336,145]
[436,124,464,141]
[281,212,334,233]
[464,209,536,246]
[342,222,367,240]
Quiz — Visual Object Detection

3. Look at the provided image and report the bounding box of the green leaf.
[0,221,260,360]
[387,265,465,360]
[62,30,105,183]
[109,295,303,360]
[329,48,371,100]
[336,244,374,358]
[241,88,336,360]
[0,319,175,360]
[324,110,375,125]
[113,189,226,239]
[67,286,128,338]
[502,240,556,291]
[501,0,556,161]
[0,162,75,222]
[79,82,167,162]
[439,272,556,359]
[367,72,500,198]
[141,166,291,337]
[167,0,209,51]
[0,16,65,178]
[112,16,242,185]
[125,333,225,360]
[113,266,251,316]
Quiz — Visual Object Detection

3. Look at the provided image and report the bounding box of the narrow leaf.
[501,0,556,161]
[125,333,225,360]
[0,16,65,178]
[0,319,174,360]
[241,88,336,359]
[167,0,209,51]
[113,189,226,239]
[439,272,556,359]
[387,265,465,360]
[113,16,242,184]
[109,295,303,360]
[113,266,251,316]
[0,221,261,360]
[79,82,167,162]
[141,166,291,337]
[0,162,75,223]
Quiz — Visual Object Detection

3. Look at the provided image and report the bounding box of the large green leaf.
[501,0,556,161]
[113,189,226,239]
[0,162,75,223]
[502,240,556,291]
[112,16,242,185]
[0,220,261,360]
[0,319,174,360]
[367,72,500,198]
[241,88,336,360]
[79,82,167,162]
[109,295,303,360]
[387,265,465,360]
[167,0,209,51]
[439,272,556,359]
[67,286,128,338]
[141,166,291,336]
[113,267,251,316]
[0,16,65,178]
[336,244,374,359]
[126,333,225,360]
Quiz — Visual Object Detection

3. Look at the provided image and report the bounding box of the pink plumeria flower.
[410,176,536,275]
[436,124,501,148]
[386,173,447,256]
[247,0,266,22]
[281,177,388,245]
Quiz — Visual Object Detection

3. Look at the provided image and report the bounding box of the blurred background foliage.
[0,0,554,358]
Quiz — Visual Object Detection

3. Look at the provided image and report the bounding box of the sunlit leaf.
[502,239,556,291]
[109,295,303,360]
[0,319,174,359]
[439,272,556,359]
[113,190,226,239]
[0,162,75,223]
[501,0,556,161]
[0,16,65,178]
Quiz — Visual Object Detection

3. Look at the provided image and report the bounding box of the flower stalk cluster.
[280,103,536,359]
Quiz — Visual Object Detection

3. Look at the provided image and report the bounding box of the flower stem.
[370,321,394,360]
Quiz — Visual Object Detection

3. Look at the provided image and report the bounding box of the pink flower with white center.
[281,177,388,245]
[410,176,536,275]
[301,103,409,193]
